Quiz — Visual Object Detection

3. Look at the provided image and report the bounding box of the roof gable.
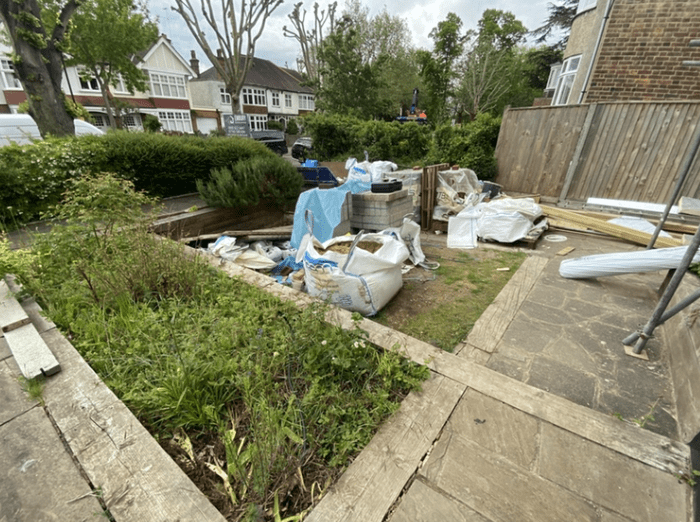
[140,35,195,76]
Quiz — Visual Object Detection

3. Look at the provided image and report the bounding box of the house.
[548,0,700,105]
[0,35,197,131]
[188,50,315,135]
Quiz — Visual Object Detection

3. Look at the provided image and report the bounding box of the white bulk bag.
[302,232,409,316]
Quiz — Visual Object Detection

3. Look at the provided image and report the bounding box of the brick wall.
[586,0,700,102]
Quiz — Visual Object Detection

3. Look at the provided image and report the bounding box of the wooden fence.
[495,101,700,205]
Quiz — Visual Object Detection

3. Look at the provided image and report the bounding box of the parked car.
[0,114,103,146]
[291,137,313,160]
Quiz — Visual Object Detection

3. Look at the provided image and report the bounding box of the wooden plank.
[679,196,700,217]
[465,255,549,353]
[541,205,682,248]
[305,373,465,522]
[5,323,60,378]
[615,103,650,200]
[41,327,228,522]
[0,279,30,333]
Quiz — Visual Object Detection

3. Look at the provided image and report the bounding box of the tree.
[531,0,578,50]
[0,0,79,137]
[455,10,527,121]
[283,1,337,86]
[316,18,388,118]
[417,12,465,124]
[66,0,158,129]
[172,0,283,114]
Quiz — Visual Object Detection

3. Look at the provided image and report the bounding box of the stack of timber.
[541,205,685,248]
[180,225,293,244]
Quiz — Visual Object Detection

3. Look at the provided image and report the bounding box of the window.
[299,94,314,110]
[122,113,142,129]
[271,92,280,107]
[545,63,562,94]
[111,75,127,93]
[157,110,193,132]
[220,87,231,104]
[1,59,21,89]
[80,75,100,92]
[242,87,266,106]
[249,115,268,131]
[285,93,293,108]
[577,0,597,14]
[150,73,187,98]
[552,55,581,106]
[90,114,107,128]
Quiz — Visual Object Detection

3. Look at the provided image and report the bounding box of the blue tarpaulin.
[291,180,370,248]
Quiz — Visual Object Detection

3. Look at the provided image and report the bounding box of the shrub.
[427,113,501,179]
[142,114,162,133]
[301,113,431,164]
[196,155,303,208]
[286,118,299,135]
[267,120,284,131]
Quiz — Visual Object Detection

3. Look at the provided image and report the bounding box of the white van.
[0,113,104,146]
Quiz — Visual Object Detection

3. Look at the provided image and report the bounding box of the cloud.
[150,0,555,73]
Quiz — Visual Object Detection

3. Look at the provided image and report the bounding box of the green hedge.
[301,113,432,165]
[0,131,298,227]
[426,113,502,180]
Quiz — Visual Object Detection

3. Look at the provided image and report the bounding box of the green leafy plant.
[19,376,45,405]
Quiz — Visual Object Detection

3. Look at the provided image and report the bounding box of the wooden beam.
[541,205,682,248]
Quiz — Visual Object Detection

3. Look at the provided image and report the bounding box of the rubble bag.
[301,232,409,316]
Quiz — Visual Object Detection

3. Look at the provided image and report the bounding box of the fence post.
[558,103,597,204]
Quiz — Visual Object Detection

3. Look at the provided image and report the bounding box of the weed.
[19,376,45,405]
[1,174,429,520]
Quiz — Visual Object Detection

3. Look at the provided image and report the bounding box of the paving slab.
[387,479,488,522]
[0,407,103,521]
[0,358,36,426]
[539,422,688,522]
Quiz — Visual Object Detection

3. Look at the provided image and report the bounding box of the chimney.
[190,50,200,77]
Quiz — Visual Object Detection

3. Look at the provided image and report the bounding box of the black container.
[371,179,403,193]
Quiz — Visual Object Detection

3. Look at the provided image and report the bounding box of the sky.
[150,0,556,72]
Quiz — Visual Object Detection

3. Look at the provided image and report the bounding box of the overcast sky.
[150,0,555,72]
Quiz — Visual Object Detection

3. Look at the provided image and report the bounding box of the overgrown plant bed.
[374,244,526,350]
[0,174,429,521]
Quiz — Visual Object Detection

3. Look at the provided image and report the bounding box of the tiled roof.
[193,55,313,94]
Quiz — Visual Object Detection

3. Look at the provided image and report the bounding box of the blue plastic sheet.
[290,180,371,248]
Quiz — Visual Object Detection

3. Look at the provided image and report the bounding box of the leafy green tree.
[316,19,390,118]
[0,0,79,137]
[454,10,527,120]
[66,0,158,129]
[417,13,465,124]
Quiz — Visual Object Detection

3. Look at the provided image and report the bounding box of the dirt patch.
[374,245,526,350]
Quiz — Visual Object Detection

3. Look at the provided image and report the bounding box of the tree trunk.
[0,0,78,137]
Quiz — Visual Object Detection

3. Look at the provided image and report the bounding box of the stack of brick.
[350,189,413,232]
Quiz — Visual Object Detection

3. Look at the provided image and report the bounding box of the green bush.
[196,155,303,208]
[427,113,501,179]
[301,113,431,164]
[0,131,287,227]
[267,120,284,131]
[286,118,299,135]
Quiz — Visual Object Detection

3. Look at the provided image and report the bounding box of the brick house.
[549,0,700,105]
[188,51,315,135]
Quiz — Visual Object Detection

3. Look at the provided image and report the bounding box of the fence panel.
[495,102,700,205]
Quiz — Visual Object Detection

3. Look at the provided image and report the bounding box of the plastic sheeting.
[290,179,370,249]
[301,232,409,316]
[345,158,398,183]
[433,168,480,221]
[559,246,700,279]
[447,198,544,248]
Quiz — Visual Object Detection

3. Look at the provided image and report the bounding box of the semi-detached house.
[0,34,314,134]
[187,50,314,135]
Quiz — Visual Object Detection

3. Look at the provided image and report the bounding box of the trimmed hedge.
[0,131,301,227]
[301,113,432,165]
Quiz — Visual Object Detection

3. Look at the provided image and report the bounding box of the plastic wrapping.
[345,157,398,183]
[559,246,700,279]
[301,232,409,316]
[433,169,480,221]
